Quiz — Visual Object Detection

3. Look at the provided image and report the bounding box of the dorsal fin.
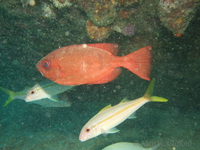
[98,104,112,113]
[119,97,129,104]
[86,43,119,55]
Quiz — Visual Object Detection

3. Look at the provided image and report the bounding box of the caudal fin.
[144,78,168,102]
[0,87,16,106]
[122,46,152,80]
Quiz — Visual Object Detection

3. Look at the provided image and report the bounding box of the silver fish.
[0,81,74,107]
[102,142,160,150]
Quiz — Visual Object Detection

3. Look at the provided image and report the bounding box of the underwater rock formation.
[77,0,118,26]
[158,0,199,37]
[76,0,142,40]
[118,7,137,19]
[113,21,136,37]
[86,20,112,41]
[120,24,135,36]
[21,0,36,7]
[42,3,56,19]
[116,0,141,6]
[49,0,72,9]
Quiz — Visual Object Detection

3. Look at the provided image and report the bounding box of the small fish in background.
[102,142,160,150]
[36,43,152,85]
[0,81,74,107]
[79,79,168,142]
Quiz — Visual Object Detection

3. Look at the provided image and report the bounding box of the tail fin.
[0,87,16,106]
[122,46,152,80]
[144,78,168,102]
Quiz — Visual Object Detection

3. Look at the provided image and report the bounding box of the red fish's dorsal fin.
[85,43,119,55]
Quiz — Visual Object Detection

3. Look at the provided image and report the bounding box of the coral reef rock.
[42,3,56,19]
[86,20,112,41]
[116,0,141,6]
[113,21,136,37]
[158,0,199,37]
[77,0,117,26]
[50,0,72,9]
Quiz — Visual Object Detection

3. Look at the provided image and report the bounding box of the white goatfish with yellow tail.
[102,142,160,150]
[0,80,74,107]
[79,79,168,142]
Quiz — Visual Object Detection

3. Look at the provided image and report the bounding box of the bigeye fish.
[79,79,168,142]
[36,43,152,85]
[102,142,160,150]
[0,81,74,107]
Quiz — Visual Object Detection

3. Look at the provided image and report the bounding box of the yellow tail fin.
[143,78,168,102]
[0,87,16,106]
[150,96,168,102]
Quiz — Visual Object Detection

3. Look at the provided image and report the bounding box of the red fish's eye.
[42,59,51,70]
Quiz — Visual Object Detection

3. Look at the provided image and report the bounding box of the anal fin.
[128,112,137,119]
[88,68,122,84]
[102,127,120,135]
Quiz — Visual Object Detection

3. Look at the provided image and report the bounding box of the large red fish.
[36,43,152,85]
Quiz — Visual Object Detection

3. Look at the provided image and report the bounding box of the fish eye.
[30,90,35,95]
[85,128,91,133]
[42,59,51,70]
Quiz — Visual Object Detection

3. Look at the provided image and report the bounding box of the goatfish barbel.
[0,81,74,107]
[79,79,168,142]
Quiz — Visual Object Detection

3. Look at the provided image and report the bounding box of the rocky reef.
[158,0,199,37]
[1,0,199,41]
[77,0,118,26]
[86,20,112,41]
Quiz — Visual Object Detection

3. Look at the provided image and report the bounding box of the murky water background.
[0,1,200,150]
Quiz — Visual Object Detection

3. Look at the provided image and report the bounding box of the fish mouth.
[36,62,56,81]
[79,134,87,142]
[24,96,33,102]
[36,62,43,75]
[24,97,30,102]
[79,138,86,142]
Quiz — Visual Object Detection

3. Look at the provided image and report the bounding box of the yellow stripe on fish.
[79,79,168,142]
[90,98,145,130]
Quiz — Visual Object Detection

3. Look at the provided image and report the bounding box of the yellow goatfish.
[79,79,168,142]
[0,80,74,107]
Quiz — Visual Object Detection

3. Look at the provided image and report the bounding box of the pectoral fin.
[106,127,120,134]
[49,95,59,102]
[30,99,71,107]
[128,112,137,119]
[48,95,72,107]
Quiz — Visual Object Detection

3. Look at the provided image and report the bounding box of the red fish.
[36,43,152,85]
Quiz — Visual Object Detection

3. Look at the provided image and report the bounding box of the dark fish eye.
[85,128,90,133]
[30,90,35,95]
[42,59,51,70]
